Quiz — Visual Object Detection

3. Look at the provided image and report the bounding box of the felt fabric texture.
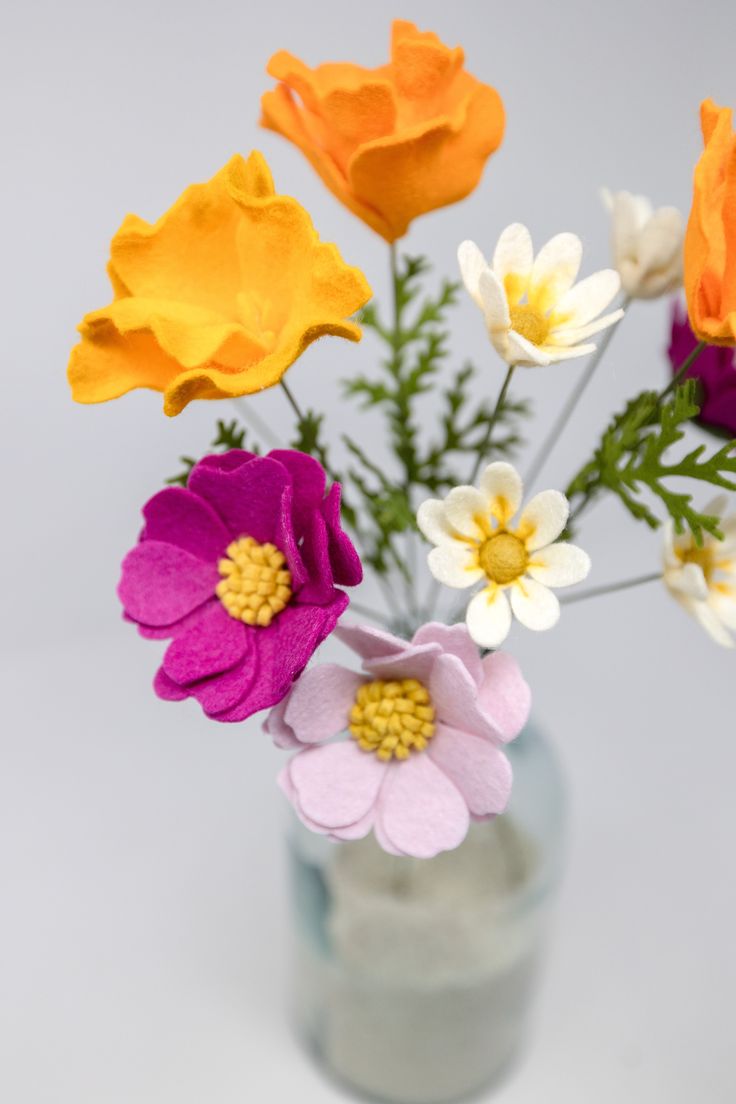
[601,188,684,300]
[68,152,372,415]
[669,301,736,435]
[685,100,736,345]
[269,621,530,858]
[260,20,504,243]
[119,449,361,723]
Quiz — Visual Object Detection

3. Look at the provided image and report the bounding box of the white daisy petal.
[711,589,736,630]
[538,343,596,363]
[517,490,570,551]
[505,329,551,366]
[478,268,511,330]
[546,309,624,347]
[492,223,533,305]
[457,240,488,308]
[510,578,560,631]
[550,269,621,329]
[479,462,523,524]
[443,486,488,538]
[527,542,591,587]
[637,208,683,274]
[528,233,582,314]
[662,520,679,568]
[666,562,709,601]
[428,544,483,589]
[693,601,735,648]
[416,499,454,547]
[703,494,729,520]
[466,587,512,648]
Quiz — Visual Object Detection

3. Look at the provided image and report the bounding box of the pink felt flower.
[267,622,530,858]
[118,449,362,722]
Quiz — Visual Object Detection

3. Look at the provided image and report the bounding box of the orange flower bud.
[260,20,505,243]
[684,99,736,346]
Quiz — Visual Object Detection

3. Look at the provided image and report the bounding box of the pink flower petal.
[429,653,503,742]
[428,724,512,817]
[264,698,301,749]
[283,664,366,745]
[288,742,388,829]
[141,487,229,563]
[477,652,532,743]
[335,623,411,662]
[363,642,442,682]
[377,755,470,858]
[118,541,218,626]
[412,622,483,686]
[162,601,247,685]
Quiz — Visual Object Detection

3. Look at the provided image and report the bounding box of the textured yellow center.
[678,543,717,584]
[216,537,292,627]
[349,679,436,761]
[479,532,529,585]
[509,304,550,346]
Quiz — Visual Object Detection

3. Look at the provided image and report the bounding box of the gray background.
[2,0,735,1100]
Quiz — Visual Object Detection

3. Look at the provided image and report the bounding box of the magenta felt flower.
[669,301,736,436]
[267,622,530,858]
[119,449,361,722]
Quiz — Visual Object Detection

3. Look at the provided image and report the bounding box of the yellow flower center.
[509,304,550,347]
[678,543,717,585]
[479,532,529,585]
[349,679,436,762]
[216,537,292,626]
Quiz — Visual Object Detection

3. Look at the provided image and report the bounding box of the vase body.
[287,722,566,1104]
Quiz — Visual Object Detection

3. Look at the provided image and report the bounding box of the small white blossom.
[663,497,736,648]
[418,462,591,648]
[602,188,684,300]
[458,224,623,368]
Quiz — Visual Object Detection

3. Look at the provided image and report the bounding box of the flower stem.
[348,600,392,627]
[659,339,707,401]
[560,571,661,605]
[523,298,629,491]
[468,363,517,484]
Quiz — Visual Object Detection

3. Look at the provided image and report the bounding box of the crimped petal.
[363,642,442,684]
[377,754,470,858]
[412,622,483,686]
[417,498,455,546]
[429,725,512,817]
[466,586,512,648]
[517,490,569,551]
[549,269,621,329]
[428,543,483,589]
[527,542,591,587]
[335,622,410,661]
[321,483,363,586]
[479,461,523,525]
[528,233,582,315]
[492,223,533,306]
[443,486,488,538]
[509,579,560,631]
[429,653,504,742]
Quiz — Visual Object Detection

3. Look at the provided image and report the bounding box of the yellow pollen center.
[509,304,550,347]
[479,532,529,585]
[216,537,292,627]
[349,679,436,762]
[678,544,717,585]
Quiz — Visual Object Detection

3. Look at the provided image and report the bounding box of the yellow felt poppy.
[68,152,372,415]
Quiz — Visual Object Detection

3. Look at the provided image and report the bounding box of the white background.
[2,0,735,1100]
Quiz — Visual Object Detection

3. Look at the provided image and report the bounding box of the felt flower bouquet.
[69,21,736,860]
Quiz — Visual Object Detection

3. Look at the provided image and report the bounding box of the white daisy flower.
[458,224,623,368]
[663,496,736,648]
[602,188,684,300]
[418,462,591,648]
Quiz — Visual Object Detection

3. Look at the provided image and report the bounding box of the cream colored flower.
[663,497,736,648]
[458,225,623,368]
[602,188,684,300]
[418,462,591,648]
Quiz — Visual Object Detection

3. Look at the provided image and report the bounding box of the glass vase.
[287,722,567,1104]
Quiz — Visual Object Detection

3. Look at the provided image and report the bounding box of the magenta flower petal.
[377,755,470,859]
[669,302,736,436]
[118,542,218,626]
[322,483,363,586]
[162,602,247,685]
[188,448,257,474]
[133,605,207,641]
[141,487,229,562]
[188,454,291,545]
[412,622,484,686]
[282,663,366,745]
[429,653,502,742]
[295,510,335,605]
[289,742,388,829]
[153,666,189,701]
[428,724,512,817]
[268,449,326,531]
[187,644,258,717]
[477,652,531,743]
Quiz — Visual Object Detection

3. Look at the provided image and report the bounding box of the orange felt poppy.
[260,20,505,243]
[684,99,736,345]
[68,152,372,415]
